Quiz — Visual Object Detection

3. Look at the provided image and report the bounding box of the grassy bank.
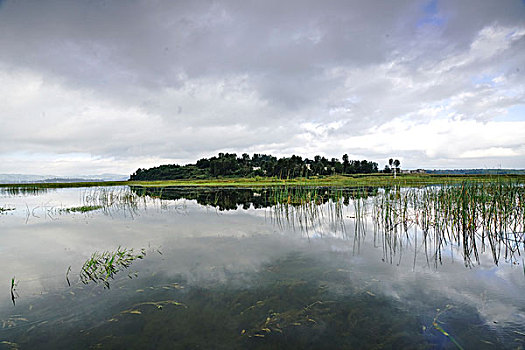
[128,174,525,188]
[1,174,525,189]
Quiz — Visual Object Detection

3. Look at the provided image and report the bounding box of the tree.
[390,159,400,178]
[393,159,400,171]
[131,152,381,180]
[342,154,349,173]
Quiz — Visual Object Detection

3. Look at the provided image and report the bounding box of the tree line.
[129,153,382,181]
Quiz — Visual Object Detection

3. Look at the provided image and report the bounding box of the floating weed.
[242,300,328,339]
[104,300,187,325]
[124,300,187,312]
[0,340,19,350]
[80,247,146,289]
[1,315,29,329]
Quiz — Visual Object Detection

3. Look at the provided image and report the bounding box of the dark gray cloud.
[0,0,524,174]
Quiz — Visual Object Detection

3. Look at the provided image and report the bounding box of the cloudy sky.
[1,0,524,175]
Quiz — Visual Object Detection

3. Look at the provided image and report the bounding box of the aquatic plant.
[372,180,525,267]
[0,206,15,214]
[0,186,49,196]
[81,187,145,216]
[80,247,146,288]
[430,305,465,350]
[59,205,103,213]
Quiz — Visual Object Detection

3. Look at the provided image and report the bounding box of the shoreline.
[1,174,525,189]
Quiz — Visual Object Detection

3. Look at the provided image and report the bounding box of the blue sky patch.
[494,104,525,122]
[471,74,497,86]
[417,0,446,28]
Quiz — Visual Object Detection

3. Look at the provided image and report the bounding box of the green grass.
[372,180,525,266]
[129,174,525,188]
[0,206,15,213]
[60,205,104,213]
[80,247,146,289]
[1,174,525,189]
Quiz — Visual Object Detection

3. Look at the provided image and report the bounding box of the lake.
[0,184,524,349]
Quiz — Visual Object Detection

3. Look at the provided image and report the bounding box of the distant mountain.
[0,173,128,184]
[426,169,525,175]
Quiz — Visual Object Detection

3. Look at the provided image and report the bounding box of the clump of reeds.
[80,247,146,288]
[264,186,373,239]
[372,180,525,266]
[59,205,103,213]
[81,187,145,216]
[0,186,49,197]
[0,206,15,213]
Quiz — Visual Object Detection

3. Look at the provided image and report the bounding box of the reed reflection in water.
[132,182,525,270]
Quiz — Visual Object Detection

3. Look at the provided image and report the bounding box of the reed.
[80,247,146,289]
[60,205,103,213]
[372,180,525,266]
[81,187,145,216]
[0,206,15,213]
[0,186,49,196]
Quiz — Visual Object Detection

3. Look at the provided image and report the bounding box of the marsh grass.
[255,182,524,267]
[59,205,104,213]
[0,186,49,196]
[0,206,15,213]
[81,187,145,216]
[266,187,344,237]
[80,247,146,288]
[372,181,525,266]
[265,187,374,241]
[103,181,524,267]
[129,174,525,188]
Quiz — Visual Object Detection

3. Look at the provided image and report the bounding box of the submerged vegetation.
[2,252,513,349]
[1,182,524,348]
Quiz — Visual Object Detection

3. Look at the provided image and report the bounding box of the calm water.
[0,186,524,349]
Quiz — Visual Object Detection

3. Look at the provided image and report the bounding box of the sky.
[1,0,524,176]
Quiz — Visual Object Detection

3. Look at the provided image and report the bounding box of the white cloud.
[0,0,525,174]
[460,147,520,159]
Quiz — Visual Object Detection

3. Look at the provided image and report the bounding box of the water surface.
[0,185,524,349]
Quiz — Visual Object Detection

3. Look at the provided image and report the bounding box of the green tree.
[342,154,349,173]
